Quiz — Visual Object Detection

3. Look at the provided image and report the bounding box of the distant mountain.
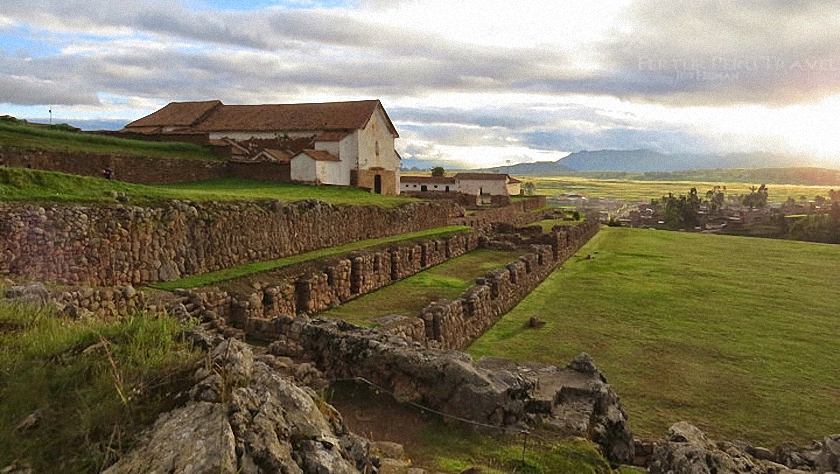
[486,161,572,175]
[484,149,821,175]
[558,150,816,172]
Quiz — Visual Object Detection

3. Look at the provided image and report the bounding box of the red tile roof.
[401,176,456,184]
[294,149,341,162]
[124,100,222,130]
[125,99,398,137]
[454,173,510,181]
[313,131,351,142]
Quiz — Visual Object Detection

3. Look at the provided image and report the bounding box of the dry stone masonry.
[0,199,456,286]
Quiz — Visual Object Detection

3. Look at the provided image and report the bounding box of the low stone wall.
[199,232,481,340]
[456,199,552,231]
[384,220,600,349]
[3,282,146,319]
[0,199,456,286]
[0,146,228,184]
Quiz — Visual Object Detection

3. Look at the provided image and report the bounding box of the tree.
[430,166,445,177]
[742,184,769,209]
[523,182,536,196]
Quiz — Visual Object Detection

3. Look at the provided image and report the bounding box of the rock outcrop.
[104,337,374,474]
[649,422,840,474]
[295,318,634,465]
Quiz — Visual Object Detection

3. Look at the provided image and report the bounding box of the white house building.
[400,173,522,196]
[122,99,401,194]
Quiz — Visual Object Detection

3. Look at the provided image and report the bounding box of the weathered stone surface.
[298,318,633,465]
[4,283,50,305]
[818,435,840,472]
[108,337,373,474]
[102,401,237,474]
[649,422,808,474]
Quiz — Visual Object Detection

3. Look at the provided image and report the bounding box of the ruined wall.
[456,198,552,231]
[220,221,598,348]
[0,146,228,184]
[386,220,600,349]
[208,232,481,341]
[0,200,456,286]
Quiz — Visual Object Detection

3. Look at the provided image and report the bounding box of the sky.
[2,0,840,168]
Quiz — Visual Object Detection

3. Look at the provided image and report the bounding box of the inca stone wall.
[217,221,598,349]
[198,232,481,340]
[385,220,600,349]
[456,197,551,231]
[0,199,457,286]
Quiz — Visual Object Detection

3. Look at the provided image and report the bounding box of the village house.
[400,173,521,196]
[121,99,401,194]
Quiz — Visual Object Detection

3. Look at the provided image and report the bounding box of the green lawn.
[322,249,522,326]
[152,226,471,291]
[469,227,840,446]
[0,118,220,161]
[0,168,414,207]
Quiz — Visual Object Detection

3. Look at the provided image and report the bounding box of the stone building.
[122,99,401,194]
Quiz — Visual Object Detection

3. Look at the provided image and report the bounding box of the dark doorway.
[374,174,382,194]
[420,185,428,192]
[445,186,450,192]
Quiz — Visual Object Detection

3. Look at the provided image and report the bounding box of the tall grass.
[0,299,202,473]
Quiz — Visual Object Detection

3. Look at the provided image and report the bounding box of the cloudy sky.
[2,0,840,168]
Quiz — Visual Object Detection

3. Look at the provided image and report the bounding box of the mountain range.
[485,149,824,174]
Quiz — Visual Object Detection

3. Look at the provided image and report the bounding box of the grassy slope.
[0,119,221,161]
[469,227,840,446]
[152,226,471,291]
[530,176,836,203]
[0,168,414,207]
[0,300,201,473]
[322,249,522,326]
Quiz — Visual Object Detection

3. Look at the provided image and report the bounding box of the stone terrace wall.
[0,199,456,286]
[194,232,481,341]
[0,147,227,184]
[384,220,600,349]
[456,198,551,231]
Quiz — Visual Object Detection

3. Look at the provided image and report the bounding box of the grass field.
[529,176,836,204]
[469,227,840,446]
[322,249,522,326]
[0,168,414,207]
[0,118,220,161]
[152,226,471,291]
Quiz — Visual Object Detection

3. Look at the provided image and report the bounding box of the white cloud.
[2,0,840,165]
